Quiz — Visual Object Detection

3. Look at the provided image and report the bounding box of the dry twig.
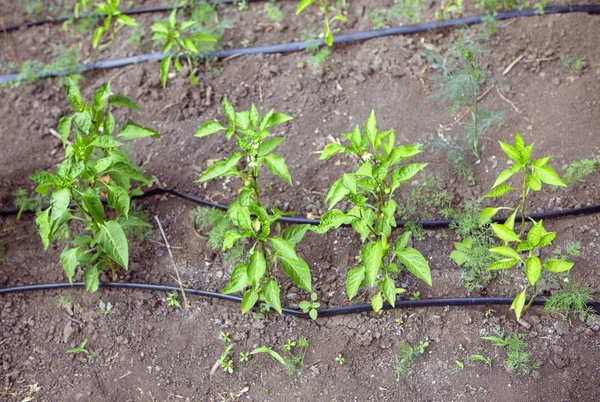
[154,216,189,310]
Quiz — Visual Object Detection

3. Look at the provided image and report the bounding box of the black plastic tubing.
[2,186,600,229]
[2,281,598,318]
[1,5,599,85]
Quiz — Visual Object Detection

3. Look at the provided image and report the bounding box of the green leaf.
[265,113,293,129]
[450,250,467,266]
[390,144,422,165]
[159,55,172,88]
[198,152,243,182]
[325,178,349,210]
[517,240,533,252]
[93,81,111,109]
[57,116,73,148]
[223,230,242,250]
[364,110,377,145]
[270,237,312,292]
[116,14,136,26]
[107,185,130,219]
[249,104,259,128]
[488,258,520,271]
[504,210,517,232]
[371,292,383,312]
[296,0,316,14]
[65,78,82,106]
[525,256,541,286]
[222,264,248,294]
[181,38,198,54]
[355,161,372,177]
[491,223,520,243]
[83,265,100,293]
[96,220,129,269]
[247,251,266,288]
[104,111,116,135]
[346,266,365,300]
[92,26,105,48]
[109,94,142,110]
[117,122,160,140]
[527,220,545,246]
[325,29,334,46]
[544,259,574,273]
[60,247,79,283]
[527,174,542,191]
[380,276,396,307]
[499,141,520,161]
[394,231,411,252]
[90,136,123,148]
[489,246,521,260]
[395,247,432,286]
[36,209,51,249]
[492,169,515,188]
[480,207,501,225]
[363,241,384,287]
[538,232,556,248]
[223,99,236,125]
[81,190,105,224]
[262,280,282,314]
[250,346,286,366]
[390,163,428,193]
[533,165,566,187]
[319,143,345,160]
[50,188,71,222]
[309,309,318,320]
[263,154,292,185]
[195,120,225,138]
[484,185,515,198]
[282,224,310,246]
[511,288,527,320]
[258,137,285,157]
[241,289,259,313]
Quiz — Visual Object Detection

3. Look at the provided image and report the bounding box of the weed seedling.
[151,9,217,87]
[544,281,596,324]
[31,79,160,292]
[219,344,234,374]
[336,354,345,365]
[456,360,464,370]
[299,292,320,320]
[468,354,492,367]
[560,54,586,73]
[195,100,313,314]
[14,188,46,220]
[250,337,309,375]
[57,295,73,309]
[190,207,246,266]
[98,301,113,315]
[296,0,347,46]
[67,338,90,355]
[166,291,181,308]
[557,155,600,187]
[315,111,432,312]
[482,327,539,377]
[240,352,250,362]
[396,340,429,375]
[90,0,137,51]
[482,133,572,319]
[219,331,231,344]
[264,0,283,22]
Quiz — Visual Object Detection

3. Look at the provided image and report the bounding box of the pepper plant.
[151,9,217,87]
[314,111,432,312]
[90,0,137,49]
[31,79,160,292]
[481,133,572,319]
[194,100,312,314]
[296,0,347,46]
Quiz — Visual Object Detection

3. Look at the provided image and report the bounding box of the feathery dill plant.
[426,27,504,183]
[482,327,540,378]
[544,281,596,324]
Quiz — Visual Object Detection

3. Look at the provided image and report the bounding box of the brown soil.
[1,1,600,401]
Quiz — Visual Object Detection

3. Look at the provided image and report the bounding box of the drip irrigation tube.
[1,5,599,86]
[2,186,600,229]
[1,281,599,318]
[3,0,245,32]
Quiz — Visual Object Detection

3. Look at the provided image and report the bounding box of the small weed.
[250,337,309,375]
[239,352,250,362]
[219,331,231,344]
[560,54,586,73]
[14,188,46,220]
[98,301,113,315]
[456,360,464,369]
[67,338,90,355]
[299,292,320,320]
[219,344,234,374]
[458,343,465,351]
[296,0,347,46]
[556,155,600,187]
[366,0,425,28]
[468,354,492,366]
[166,291,181,308]
[190,207,246,266]
[396,340,429,375]
[264,1,283,22]
[482,327,539,378]
[336,354,345,365]
[57,295,73,309]
[544,281,596,324]
[410,291,421,300]
[308,48,331,71]
[14,0,43,19]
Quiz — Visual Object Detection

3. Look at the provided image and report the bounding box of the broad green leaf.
[50,188,70,222]
[223,230,242,250]
[527,174,542,191]
[364,110,377,145]
[195,120,225,137]
[263,154,292,185]
[450,250,467,266]
[241,289,259,313]
[504,209,517,231]
[96,220,129,269]
[538,232,556,248]
[270,237,312,292]
[93,81,111,109]
[117,122,160,140]
[190,32,216,43]
[296,0,316,14]
[319,143,345,160]
[159,55,172,88]
[380,276,396,307]
[514,133,525,153]
[492,169,516,188]
[282,224,310,246]
[222,264,248,294]
[264,113,293,129]
[371,292,384,312]
[480,207,502,225]
[262,280,282,314]
[258,137,285,156]
[488,258,519,270]
[57,158,85,182]
[395,247,432,286]
[363,241,384,287]
[90,136,123,148]
[107,185,130,218]
[491,223,520,243]
[527,220,546,246]
[83,265,100,293]
[250,346,286,365]
[325,29,333,46]
[511,288,527,320]
[198,152,243,182]
[342,173,357,193]
[30,171,58,185]
[355,161,372,177]
[533,165,566,187]
[394,231,411,252]
[249,104,259,128]
[92,26,105,48]
[499,141,520,161]
[247,251,266,288]
[104,111,116,135]
[525,256,541,286]
[383,130,395,156]
[109,94,142,110]
[489,246,521,260]
[325,178,349,210]
[36,209,51,249]
[390,144,422,165]
[73,110,92,133]
[485,185,515,198]
[544,259,574,273]
[390,163,428,193]
[346,266,365,300]
[57,116,73,148]
[116,14,136,26]
[312,209,350,234]
[223,99,236,125]
[60,247,79,283]
[81,190,105,224]
[533,156,551,167]
[181,38,197,54]
[517,240,533,251]
[66,79,82,105]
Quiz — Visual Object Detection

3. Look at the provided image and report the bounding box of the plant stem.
[520,165,528,235]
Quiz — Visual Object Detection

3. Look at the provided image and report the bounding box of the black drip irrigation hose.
[2,281,599,318]
[2,186,600,229]
[1,5,599,85]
